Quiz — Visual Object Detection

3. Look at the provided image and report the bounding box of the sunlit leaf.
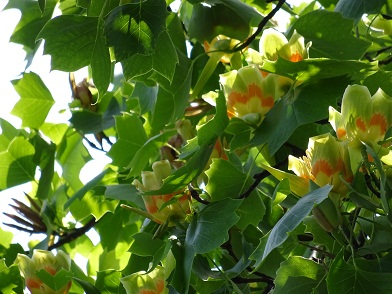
[292,10,370,59]
[57,129,92,192]
[0,136,36,190]
[11,72,55,129]
[274,256,326,294]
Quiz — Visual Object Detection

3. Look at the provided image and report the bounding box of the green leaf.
[235,191,265,231]
[335,0,386,23]
[0,120,19,150]
[327,251,392,293]
[260,58,376,84]
[188,3,251,42]
[251,76,347,155]
[57,129,92,191]
[121,30,179,84]
[0,260,23,294]
[250,185,332,269]
[291,10,370,59]
[129,232,170,270]
[40,123,69,145]
[0,136,36,190]
[36,268,72,291]
[30,133,56,200]
[188,200,240,252]
[4,0,56,51]
[182,199,242,292]
[205,159,251,201]
[144,142,215,195]
[197,91,229,145]
[104,0,168,61]
[363,70,392,97]
[37,15,111,93]
[70,97,120,134]
[274,256,326,294]
[73,277,101,294]
[11,72,55,129]
[107,113,147,168]
[95,270,122,294]
[130,83,158,114]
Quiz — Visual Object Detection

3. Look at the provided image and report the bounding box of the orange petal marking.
[262,96,274,108]
[355,118,367,132]
[312,159,334,178]
[26,278,42,289]
[290,52,303,62]
[156,279,165,293]
[140,290,156,294]
[370,113,387,134]
[336,128,347,139]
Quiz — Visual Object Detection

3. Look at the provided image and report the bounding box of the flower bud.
[289,133,353,195]
[133,160,190,225]
[121,266,167,294]
[220,64,276,123]
[17,250,72,294]
[259,29,309,62]
[329,85,392,145]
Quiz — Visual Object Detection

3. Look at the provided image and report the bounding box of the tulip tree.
[3,0,392,293]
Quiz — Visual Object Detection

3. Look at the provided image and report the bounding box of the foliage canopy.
[3,0,392,293]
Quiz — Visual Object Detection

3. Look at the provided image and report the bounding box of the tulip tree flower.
[329,85,392,169]
[16,250,72,294]
[220,64,276,124]
[259,28,309,62]
[132,160,191,225]
[121,266,167,294]
[288,133,353,196]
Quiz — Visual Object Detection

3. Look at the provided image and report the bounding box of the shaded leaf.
[327,251,392,293]
[182,199,242,292]
[4,0,56,51]
[250,185,332,268]
[104,0,168,61]
[252,76,347,155]
[121,30,179,84]
[335,0,386,23]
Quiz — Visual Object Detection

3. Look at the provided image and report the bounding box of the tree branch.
[232,0,286,52]
[48,218,97,250]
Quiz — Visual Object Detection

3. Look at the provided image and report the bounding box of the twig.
[48,218,97,250]
[232,0,286,52]
[188,184,210,205]
[239,170,270,199]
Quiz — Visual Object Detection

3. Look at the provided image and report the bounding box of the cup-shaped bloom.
[220,64,276,123]
[259,29,309,62]
[329,85,392,145]
[289,134,353,195]
[133,160,190,225]
[121,266,167,294]
[17,250,71,294]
